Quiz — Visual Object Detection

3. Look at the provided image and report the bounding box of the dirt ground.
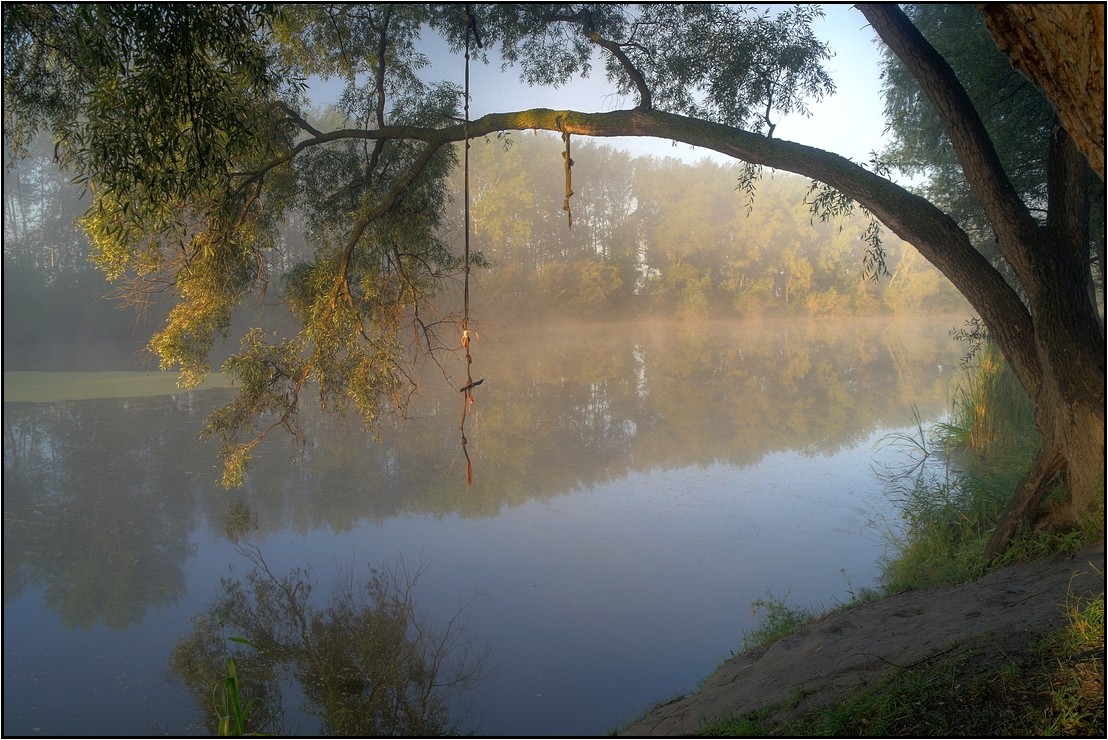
[621,542,1105,736]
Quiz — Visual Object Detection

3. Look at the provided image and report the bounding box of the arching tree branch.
[271,105,1037,393]
[857,4,1041,287]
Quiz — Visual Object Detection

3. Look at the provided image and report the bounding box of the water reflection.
[3,318,960,630]
[3,398,200,627]
[170,504,490,736]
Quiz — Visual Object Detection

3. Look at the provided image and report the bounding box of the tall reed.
[932,342,1036,460]
[880,342,1038,592]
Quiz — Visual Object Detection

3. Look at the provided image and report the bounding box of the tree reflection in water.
[171,503,492,736]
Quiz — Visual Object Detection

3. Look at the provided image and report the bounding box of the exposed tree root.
[985,443,1066,560]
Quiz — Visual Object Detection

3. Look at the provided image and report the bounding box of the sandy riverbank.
[622,543,1105,735]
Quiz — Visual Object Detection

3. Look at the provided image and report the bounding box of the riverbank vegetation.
[703,345,1105,736]
[880,341,1095,594]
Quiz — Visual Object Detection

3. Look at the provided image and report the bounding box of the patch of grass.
[1035,590,1106,736]
[931,341,1036,460]
[879,472,997,592]
[698,706,777,736]
[991,524,1092,568]
[740,593,820,653]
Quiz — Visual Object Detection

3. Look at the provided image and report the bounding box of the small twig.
[850,643,960,670]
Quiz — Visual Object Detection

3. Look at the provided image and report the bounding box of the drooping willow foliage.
[1,4,845,485]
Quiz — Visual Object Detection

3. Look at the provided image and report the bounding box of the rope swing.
[459,6,483,485]
[561,123,574,227]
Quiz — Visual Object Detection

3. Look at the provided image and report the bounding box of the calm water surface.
[3,318,964,736]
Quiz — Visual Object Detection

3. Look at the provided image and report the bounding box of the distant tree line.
[449,133,967,319]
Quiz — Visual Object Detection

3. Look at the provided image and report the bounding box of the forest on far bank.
[454,133,966,319]
[3,131,966,370]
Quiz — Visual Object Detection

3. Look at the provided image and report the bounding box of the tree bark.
[977,3,1106,181]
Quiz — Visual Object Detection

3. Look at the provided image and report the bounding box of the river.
[3,316,965,736]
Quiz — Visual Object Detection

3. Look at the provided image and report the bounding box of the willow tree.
[3,3,1102,555]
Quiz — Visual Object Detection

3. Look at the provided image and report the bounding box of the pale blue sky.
[771,4,889,165]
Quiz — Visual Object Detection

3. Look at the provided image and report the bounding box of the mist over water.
[3,316,964,735]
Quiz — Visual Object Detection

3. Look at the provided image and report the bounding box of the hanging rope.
[460,6,483,485]
[560,120,574,227]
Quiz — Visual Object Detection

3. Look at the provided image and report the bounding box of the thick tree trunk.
[984,387,1105,561]
[860,5,1106,557]
[1051,399,1107,524]
[977,4,1106,181]
[985,127,1106,558]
